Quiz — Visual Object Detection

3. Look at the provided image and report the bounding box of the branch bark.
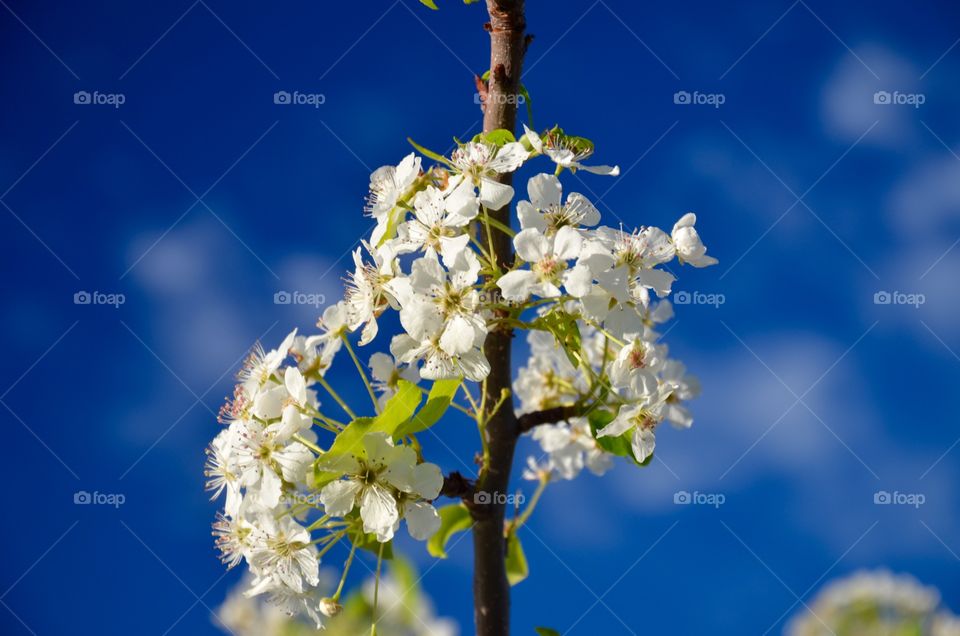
[474,1,526,635]
[517,404,581,434]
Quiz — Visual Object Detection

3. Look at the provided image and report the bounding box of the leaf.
[480,128,517,147]
[505,529,529,585]
[427,503,472,558]
[407,137,453,167]
[376,205,405,248]
[397,378,462,437]
[419,0,439,8]
[533,310,582,368]
[535,629,561,636]
[377,379,422,439]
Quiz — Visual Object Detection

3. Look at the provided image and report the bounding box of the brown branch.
[440,471,476,500]
[473,2,527,635]
[517,404,581,435]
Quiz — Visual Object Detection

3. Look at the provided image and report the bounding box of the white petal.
[631,427,656,462]
[479,178,515,210]
[578,163,620,176]
[563,264,593,298]
[440,315,476,355]
[553,226,583,261]
[411,462,443,499]
[360,483,400,536]
[513,228,548,263]
[405,501,441,541]
[527,173,562,209]
[258,468,283,509]
[284,367,307,405]
[320,479,362,517]
[497,270,537,302]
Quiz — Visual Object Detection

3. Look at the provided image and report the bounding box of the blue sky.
[1,0,959,634]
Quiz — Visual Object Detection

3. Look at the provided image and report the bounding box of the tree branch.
[517,404,581,434]
[473,2,527,635]
[440,471,476,500]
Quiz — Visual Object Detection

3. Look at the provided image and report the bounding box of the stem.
[473,2,527,635]
[512,475,548,529]
[341,334,380,413]
[371,541,385,635]
[316,375,357,420]
[333,540,357,600]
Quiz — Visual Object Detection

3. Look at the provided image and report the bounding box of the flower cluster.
[205,124,715,629]
[206,329,443,627]
[787,570,960,636]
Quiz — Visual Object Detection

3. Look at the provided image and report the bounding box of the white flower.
[289,333,337,377]
[233,420,315,509]
[205,428,243,517]
[237,330,298,396]
[344,241,401,345]
[513,330,583,414]
[394,182,478,267]
[451,140,527,209]
[659,359,700,429]
[608,331,663,399]
[369,351,420,407]
[597,390,670,463]
[531,417,613,480]
[246,516,320,596]
[671,213,717,267]
[524,124,619,176]
[389,250,486,357]
[518,173,600,235]
[367,153,422,245]
[497,226,592,301]
[318,433,442,542]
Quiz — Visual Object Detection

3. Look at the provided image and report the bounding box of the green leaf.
[419,0,439,9]
[518,83,534,129]
[480,128,516,147]
[535,629,561,636]
[407,137,453,167]
[533,310,582,368]
[427,504,472,558]
[376,205,405,248]
[377,379,422,438]
[505,529,529,585]
[397,378,461,437]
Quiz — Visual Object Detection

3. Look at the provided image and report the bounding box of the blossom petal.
[320,479,362,517]
[405,501,441,540]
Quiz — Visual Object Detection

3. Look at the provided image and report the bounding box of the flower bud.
[319,597,342,617]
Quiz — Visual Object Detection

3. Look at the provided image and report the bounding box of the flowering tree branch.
[203,1,718,634]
